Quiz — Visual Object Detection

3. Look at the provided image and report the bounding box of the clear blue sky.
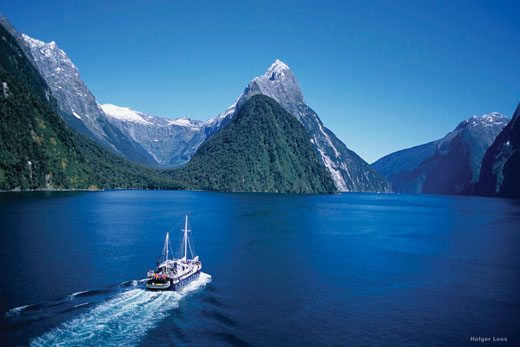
[3,1,519,163]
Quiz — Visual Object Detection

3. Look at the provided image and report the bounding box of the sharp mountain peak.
[265,59,291,75]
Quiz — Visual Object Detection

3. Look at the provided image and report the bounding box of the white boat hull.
[146,270,201,291]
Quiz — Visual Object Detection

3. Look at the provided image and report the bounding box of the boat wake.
[5,304,31,316]
[67,290,89,300]
[30,273,212,346]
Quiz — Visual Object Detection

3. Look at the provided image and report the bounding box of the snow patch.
[2,81,8,97]
[72,111,81,120]
[167,118,193,127]
[21,34,45,48]
[480,112,508,127]
[101,104,153,125]
[101,104,203,129]
[266,59,290,75]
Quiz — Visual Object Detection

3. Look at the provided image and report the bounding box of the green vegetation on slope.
[0,24,180,190]
[169,95,337,194]
[0,22,334,194]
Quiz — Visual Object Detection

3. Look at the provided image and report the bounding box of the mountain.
[476,104,520,198]
[0,19,179,190]
[12,25,392,193]
[100,104,216,167]
[100,100,238,167]
[371,141,439,193]
[373,113,509,194]
[232,60,392,193]
[169,95,336,194]
[98,59,391,192]
[16,28,235,168]
[18,30,158,166]
[20,28,228,168]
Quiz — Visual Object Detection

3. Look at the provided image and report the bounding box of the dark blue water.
[0,191,519,346]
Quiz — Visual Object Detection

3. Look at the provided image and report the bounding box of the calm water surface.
[0,191,519,346]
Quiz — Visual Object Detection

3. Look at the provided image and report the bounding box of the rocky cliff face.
[21,34,106,139]
[373,113,509,194]
[20,33,157,165]
[476,104,520,198]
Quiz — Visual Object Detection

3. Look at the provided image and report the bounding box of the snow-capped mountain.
[373,112,509,194]
[14,29,391,191]
[94,59,392,191]
[17,31,233,168]
[233,60,392,192]
[239,59,305,118]
[20,33,157,165]
[101,104,212,167]
[476,104,520,197]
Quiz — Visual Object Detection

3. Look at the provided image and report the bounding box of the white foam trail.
[5,304,30,316]
[31,273,211,347]
[73,303,90,309]
[68,291,89,300]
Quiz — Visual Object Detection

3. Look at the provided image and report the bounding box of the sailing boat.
[146,215,202,291]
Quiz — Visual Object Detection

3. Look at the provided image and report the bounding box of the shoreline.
[0,188,104,193]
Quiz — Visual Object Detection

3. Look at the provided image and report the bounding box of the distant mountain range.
[99,104,214,167]
[16,26,391,192]
[2,12,518,197]
[373,113,509,195]
[476,104,520,197]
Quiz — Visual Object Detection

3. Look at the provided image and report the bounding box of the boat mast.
[183,215,189,261]
[165,232,169,261]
